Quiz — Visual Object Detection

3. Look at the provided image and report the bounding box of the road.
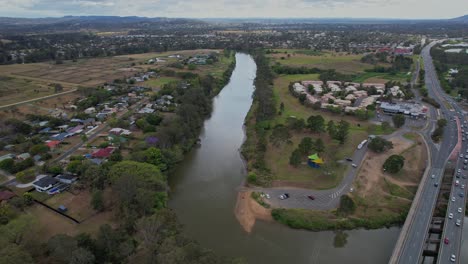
[392,40,463,263]
[0,89,77,110]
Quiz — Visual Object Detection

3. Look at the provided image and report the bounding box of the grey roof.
[33,176,58,188]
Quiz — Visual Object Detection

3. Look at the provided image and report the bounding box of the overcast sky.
[0,0,466,19]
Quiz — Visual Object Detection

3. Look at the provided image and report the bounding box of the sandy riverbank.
[234,190,273,233]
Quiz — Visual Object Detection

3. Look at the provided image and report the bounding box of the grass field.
[352,71,411,83]
[268,51,381,74]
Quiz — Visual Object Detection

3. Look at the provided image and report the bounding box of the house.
[389,86,405,97]
[0,154,15,162]
[3,145,14,151]
[0,191,15,202]
[39,121,49,127]
[39,127,53,134]
[91,147,115,159]
[362,83,386,90]
[449,68,459,75]
[33,176,58,192]
[82,118,96,126]
[46,140,61,149]
[50,132,68,141]
[293,83,306,94]
[56,174,78,184]
[16,153,31,160]
[109,128,132,136]
[345,86,357,93]
[84,107,96,114]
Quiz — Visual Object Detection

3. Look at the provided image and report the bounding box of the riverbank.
[234,190,273,233]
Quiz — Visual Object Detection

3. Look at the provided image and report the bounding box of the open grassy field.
[352,71,411,83]
[0,76,71,106]
[268,51,382,74]
[142,76,179,88]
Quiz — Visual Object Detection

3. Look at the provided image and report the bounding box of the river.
[169,53,400,263]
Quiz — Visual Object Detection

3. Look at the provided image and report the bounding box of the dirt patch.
[356,136,415,197]
[234,190,272,233]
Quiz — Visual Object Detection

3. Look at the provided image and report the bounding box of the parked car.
[58,205,68,213]
[452,197,456,202]
[307,195,315,200]
[345,158,353,162]
[444,238,449,244]
[279,193,290,200]
[431,174,435,179]
[351,164,358,168]
[434,183,439,187]
[455,180,460,186]
[448,213,453,219]
[459,192,464,198]
[450,254,456,262]
[462,184,465,189]
[458,207,462,213]
[456,219,461,226]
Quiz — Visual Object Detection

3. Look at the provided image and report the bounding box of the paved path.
[0,89,77,110]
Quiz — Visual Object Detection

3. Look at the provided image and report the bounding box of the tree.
[0,158,14,172]
[47,234,78,263]
[91,190,104,211]
[70,248,95,264]
[437,118,447,128]
[289,149,302,167]
[144,147,168,171]
[298,137,314,154]
[307,115,325,133]
[383,155,405,174]
[29,144,49,155]
[67,160,83,174]
[327,120,336,138]
[392,114,405,128]
[335,120,350,144]
[337,195,356,216]
[368,137,394,153]
[381,121,391,132]
[314,138,325,153]
[0,245,34,264]
[80,134,88,142]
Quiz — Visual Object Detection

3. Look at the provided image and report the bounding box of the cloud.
[0,0,466,19]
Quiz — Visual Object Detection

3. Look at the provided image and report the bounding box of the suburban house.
[56,174,78,184]
[16,153,31,160]
[0,190,15,203]
[91,147,115,159]
[32,176,58,192]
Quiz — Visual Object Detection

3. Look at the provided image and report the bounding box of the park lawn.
[265,129,367,189]
[268,51,374,74]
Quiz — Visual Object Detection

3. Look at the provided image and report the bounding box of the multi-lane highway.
[391,41,463,263]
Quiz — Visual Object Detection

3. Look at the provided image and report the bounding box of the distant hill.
[451,15,468,22]
[0,16,204,34]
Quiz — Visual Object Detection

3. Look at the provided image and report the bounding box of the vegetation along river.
[169,53,400,263]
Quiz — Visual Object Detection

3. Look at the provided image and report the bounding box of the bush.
[247,173,258,185]
[337,195,356,216]
[16,170,36,184]
[383,155,405,174]
[368,137,394,153]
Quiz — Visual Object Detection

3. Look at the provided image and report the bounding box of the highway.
[392,41,462,263]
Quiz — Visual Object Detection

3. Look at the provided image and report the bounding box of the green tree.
[29,144,49,155]
[383,155,405,174]
[144,147,168,171]
[70,248,95,264]
[289,149,302,167]
[91,190,104,211]
[247,173,258,185]
[437,118,447,128]
[337,195,356,216]
[381,121,391,132]
[327,120,336,138]
[392,114,406,128]
[368,137,394,153]
[67,160,83,174]
[0,158,14,172]
[298,137,314,155]
[0,245,34,264]
[47,234,78,263]
[314,138,325,153]
[307,115,325,133]
[335,120,350,144]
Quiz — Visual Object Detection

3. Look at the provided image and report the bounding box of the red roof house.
[46,140,61,149]
[0,190,16,202]
[91,147,115,158]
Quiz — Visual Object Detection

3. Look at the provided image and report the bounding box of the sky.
[0,0,466,19]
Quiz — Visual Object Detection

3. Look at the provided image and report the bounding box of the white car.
[456,219,461,226]
[448,213,453,219]
[431,174,435,179]
[450,254,456,262]
[462,184,465,189]
[452,197,456,202]
[265,194,270,199]
[458,207,462,213]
